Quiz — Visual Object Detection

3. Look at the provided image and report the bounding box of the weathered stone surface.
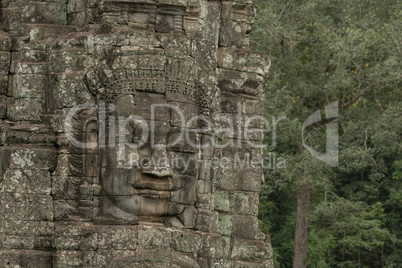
[4,124,56,145]
[1,169,51,194]
[199,234,230,259]
[171,229,202,254]
[214,166,263,192]
[0,193,53,221]
[0,249,53,268]
[0,146,57,170]
[3,2,67,32]
[0,0,273,266]
[231,237,273,262]
[232,215,266,240]
[54,223,97,251]
[93,249,136,268]
[97,225,137,250]
[0,95,7,119]
[137,225,171,247]
[54,250,95,268]
[9,98,46,121]
[0,52,10,74]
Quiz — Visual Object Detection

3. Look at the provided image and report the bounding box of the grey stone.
[0,0,273,265]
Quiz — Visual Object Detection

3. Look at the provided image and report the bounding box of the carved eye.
[167,129,197,153]
[129,120,148,146]
[132,125,143,143]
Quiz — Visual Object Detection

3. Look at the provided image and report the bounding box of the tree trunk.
[293,182,311,268]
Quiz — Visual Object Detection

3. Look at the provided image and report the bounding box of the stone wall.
[0,0,273,267]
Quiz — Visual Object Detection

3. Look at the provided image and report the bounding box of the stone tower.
[0,0,272,266]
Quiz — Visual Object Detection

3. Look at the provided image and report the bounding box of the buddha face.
[96,90,200,228]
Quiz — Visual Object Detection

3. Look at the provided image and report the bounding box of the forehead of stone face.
[133,92,170,122]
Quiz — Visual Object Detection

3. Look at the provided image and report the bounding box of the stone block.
[196,193,214,210]
[0,75,8,95]
[48,77,92,109]
[232,216,265,240]
[171,230,202,254]
[97,226,137,250]
[54,250,95,268]
[54,223,98,250]
[12,74,46,99]
[48,53,86,73]
[213,191,230,212]
[217,214,233,236]
[136,248,172,266]
[137,225,171,247]
[195,208,218,232]
[233,260,274,268]
[231,21,249,48]
[214,166,263,192]
[221,139,263,161]
[245,52,271,77]
[0,146,57,170]
[218,47,246,70]
[220,96,264,115]
[0,52,10,74]
[184,17,203,38]
[0,220,54,237]
[199,234,230,259]
[0,95,6,119]
[21,24,76,41]
[12,62,48,75]
[9,98,45,121]
[158,34,191,56]
[67,0,86,13]
[68,11,87,28]
[197,179,212,194]
[171,251,200,267]
[1,168,51,194]
[0,193,53,221]
[0,249,52,268]
[190,40,217,72]
[0,221,53,249]
[219,19,233,47]
[204,2,221,43]
[12,50,47,63]
[53,199,80,221]
[231,237,273,262]
[93,250,136,268]
[0,235,35,249]
[3,2,67,32]
[231,192,259,216]
[5,124,56,145]
[0,35,12,50]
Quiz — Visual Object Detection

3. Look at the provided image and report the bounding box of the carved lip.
[134,188,171,199]
[133,170,173,191]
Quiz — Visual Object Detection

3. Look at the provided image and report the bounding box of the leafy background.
[250,0,402,267]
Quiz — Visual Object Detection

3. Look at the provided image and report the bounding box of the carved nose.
[141,145,173,177]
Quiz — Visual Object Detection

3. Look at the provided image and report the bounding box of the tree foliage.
[251,0,402,266]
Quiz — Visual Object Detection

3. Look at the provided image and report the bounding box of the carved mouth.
[133,188,171,199]
[131,169,173,192]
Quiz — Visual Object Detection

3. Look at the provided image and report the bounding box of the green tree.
[251,0,402,267]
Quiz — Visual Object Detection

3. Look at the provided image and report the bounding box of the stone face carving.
[95,88,199,227]
[0,0,273,266]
